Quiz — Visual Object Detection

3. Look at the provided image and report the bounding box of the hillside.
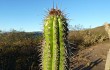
[0,25,110,70]
[70,41,110,70]
[69,25,110,70]
[68,25,108,50]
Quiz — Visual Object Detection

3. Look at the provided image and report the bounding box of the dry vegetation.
[68,25,108,49]
[0,30,43,70]
[0,25,109,70]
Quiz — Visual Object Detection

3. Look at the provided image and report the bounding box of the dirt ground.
[70,41,110,70]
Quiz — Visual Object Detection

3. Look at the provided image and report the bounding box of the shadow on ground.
[73,58,103,70]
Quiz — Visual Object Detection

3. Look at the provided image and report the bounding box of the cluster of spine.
[42,8,69,70]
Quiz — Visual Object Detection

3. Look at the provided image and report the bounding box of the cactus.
[42,8,69,70]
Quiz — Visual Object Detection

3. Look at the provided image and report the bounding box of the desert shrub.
[68,25,108,49]
[0,25,109,70]
[0,31,43,70]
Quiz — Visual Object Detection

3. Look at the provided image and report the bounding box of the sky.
[0,0,110,32]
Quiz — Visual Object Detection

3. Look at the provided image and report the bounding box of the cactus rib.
[42,8,69,70]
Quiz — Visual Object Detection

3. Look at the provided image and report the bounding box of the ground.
[70,41,110,70]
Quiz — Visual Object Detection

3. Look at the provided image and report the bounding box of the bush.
[0,31,43,70]
[68,25,108,49]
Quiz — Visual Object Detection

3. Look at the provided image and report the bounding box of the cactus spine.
[42,8,69,70]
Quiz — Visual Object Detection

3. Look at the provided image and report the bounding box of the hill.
[68,25,108,50]
[70,41,110,70]
[0,24,109,70]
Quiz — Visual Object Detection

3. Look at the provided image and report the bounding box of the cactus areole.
[42,8,69,70]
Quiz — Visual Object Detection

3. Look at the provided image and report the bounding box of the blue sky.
[0,0,110,32]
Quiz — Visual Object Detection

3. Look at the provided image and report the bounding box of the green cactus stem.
[42,8,69,70]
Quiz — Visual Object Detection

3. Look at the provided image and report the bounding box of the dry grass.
[0,24,109,70]
[68,25,108,49]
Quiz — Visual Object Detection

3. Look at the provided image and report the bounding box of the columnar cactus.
[42,8,69,70]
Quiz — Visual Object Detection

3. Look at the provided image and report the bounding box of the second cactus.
[42,8,69,70]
